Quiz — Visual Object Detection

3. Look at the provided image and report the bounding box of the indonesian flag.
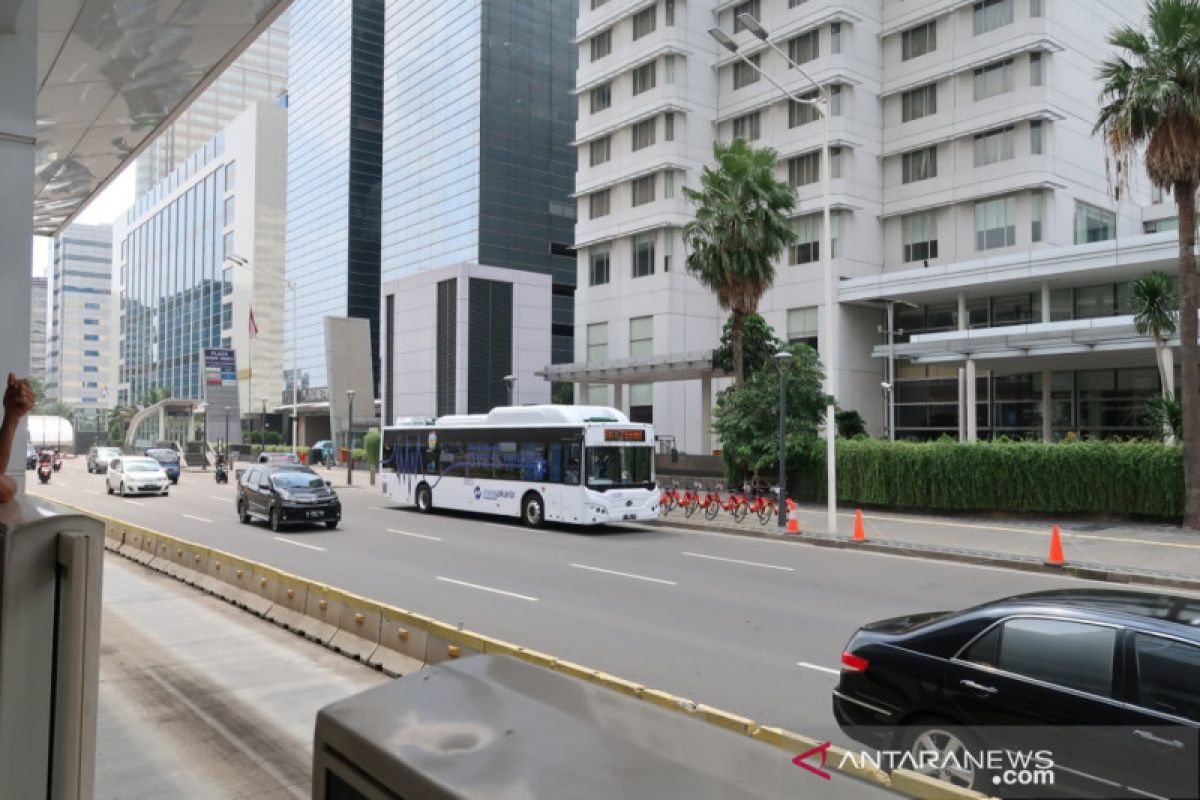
[101,384,108,400]
[249,308,259,338]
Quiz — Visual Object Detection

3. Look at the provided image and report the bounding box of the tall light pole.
[346,388,356,485]
[199,402,208,470]
[774,350,793,529]
[223,406,231,462]
[503,374,516,406]
[711,16,838,534]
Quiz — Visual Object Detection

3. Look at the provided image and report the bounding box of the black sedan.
[236,464,340,531]
[834,589,1200,798]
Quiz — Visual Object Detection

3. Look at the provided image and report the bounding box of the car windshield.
[147,450,179,463]
[585,446,654,489]
[97,448,120,459]
[126,462,162,473]
[271,472,323,489]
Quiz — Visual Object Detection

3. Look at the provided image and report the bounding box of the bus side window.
[564,442,582,486]
[520,442,546,481]
[440,441,462,476]
[548,443,563,483]
[422,444,438,475]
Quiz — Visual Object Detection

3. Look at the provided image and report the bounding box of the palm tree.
[1096,0,1200,526]
[1131,272,1178,396]
[107,405,137,444]
[683,139,796,384]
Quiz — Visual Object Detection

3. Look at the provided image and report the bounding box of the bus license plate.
[623,513,636,520]
[306,510,324,519]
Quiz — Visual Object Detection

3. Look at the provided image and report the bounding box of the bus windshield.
[586,446,653,490]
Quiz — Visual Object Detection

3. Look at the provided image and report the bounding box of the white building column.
[1,0,37,492]
[965,358,978,442]
[578,380,589,405]
[611,383,623,414]
[1041,370,1052,442]
[1041,282,1051,324]
[957,292,967,442]
[700,374,712,455]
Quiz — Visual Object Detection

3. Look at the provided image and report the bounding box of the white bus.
[379,405,659,527]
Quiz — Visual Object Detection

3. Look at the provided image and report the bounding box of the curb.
[31,493,988,799]
[648,517,1200,592]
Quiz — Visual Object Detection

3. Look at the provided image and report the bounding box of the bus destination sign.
[604,429,646,442]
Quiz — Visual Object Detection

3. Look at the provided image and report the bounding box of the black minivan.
[236,464,340,531]
[834,589,1200,798]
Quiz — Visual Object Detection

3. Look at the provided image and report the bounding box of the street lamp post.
[346,389,356,485]
[503,374,516,406]
[223,406,231,463]
[774,351,793,529]
[199,402,208,470]
[710,16,838,534]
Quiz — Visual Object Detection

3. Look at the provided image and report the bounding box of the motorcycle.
[52,450,62,472]
[37,453,53,484]
[214,457,229,484]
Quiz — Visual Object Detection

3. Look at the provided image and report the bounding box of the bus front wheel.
[521,492,544,528]
[415,483,433,513]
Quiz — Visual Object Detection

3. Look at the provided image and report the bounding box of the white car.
[106,456,170,497]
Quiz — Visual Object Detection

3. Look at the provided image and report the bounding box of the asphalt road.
[30,460,1135,783]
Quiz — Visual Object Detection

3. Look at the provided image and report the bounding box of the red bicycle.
[697,483,724,520]
[660,480,683,514]
[680,482,704,517]
[756,492,798,525]
[721,487,750,522]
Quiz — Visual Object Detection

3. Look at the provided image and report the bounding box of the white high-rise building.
[551,0,1162,452]
[45,224,114,410]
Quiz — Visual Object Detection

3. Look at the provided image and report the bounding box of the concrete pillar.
[957,292,967,331]
[579,380,589,405]
[611,383,623,413]
[1,0,36,492]
[700,374,712,455]
[1041,370,1052,442]
[965,358,978,442]
[958,368,966,441]
[1041,282,1051,324]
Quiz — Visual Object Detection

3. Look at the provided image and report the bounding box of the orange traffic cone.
[853,509,866,542]
[1045,525,1065,567]
[787,510,799,534]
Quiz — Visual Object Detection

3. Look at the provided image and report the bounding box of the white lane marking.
[273,536,326,552]
[207,495,232,503]
[123,499,144,507]
[181,513,214,524]
[436,576,539,602]
[568,563,676,586]
[83,489,100,496]
[386,528,442,541]
[797,661,841,676]
[682,551,794,571]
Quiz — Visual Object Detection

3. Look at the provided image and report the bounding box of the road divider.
[38,495,992,800]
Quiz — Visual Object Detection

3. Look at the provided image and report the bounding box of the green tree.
[836,409,867,439]
[1096,0,1200,526]
[138,386,170,407]
[1146,394,1184,440]
[712,313,782,376]
[683,139,796,384]
[712,342,831,482]
[1130,272,1178,395]
[551,382,574,405]
[107,405,137,444]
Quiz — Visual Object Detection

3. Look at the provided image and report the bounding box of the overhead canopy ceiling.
[33,0,290,235]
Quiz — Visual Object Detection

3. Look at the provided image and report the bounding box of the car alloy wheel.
[903,724,979,790]
[270,506,282,532]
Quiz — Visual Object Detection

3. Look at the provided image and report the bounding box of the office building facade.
[285,0,384,399]
[45,224,114,409]
[30,276,47,386]
[378,0,578,421]
[558,0,1156,452]
[116,102,286,416]
[134,14,290,198]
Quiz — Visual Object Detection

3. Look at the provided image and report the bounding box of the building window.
[633,234,655,277]
[629,384,653,423]
[664,54,675,83]
[84,334,99,342]
[633,5,656,39]
[587,323,608,362]
[221,337,232,349]
[222,303,233,329]
[975,196,1017,250]
[973,0,1013,35]
[590,136,611,166]
[223,196,235,227]
[632,62,656,95]
[663,233,674,272]
[632,118,656,151]
[1030,120,1043,155]
[791,214,821,264]
[84,302,100,310]
[82,366,98,373]
[733,54,761,89]
[788,29,819,64]
[901,83,937,122]
[732,111,761,141]
[830,84,843,116]
[973,126,1015,166]
[590,246,610,286]
[830,147,843,179]
[1031,190,1044,242]
[901,146,938,183]
[831,22,842,54]
[591,29,612,61]
[223,230,235,259]
[1074,202,1116,244]
[666,0,675,26]
[1030,52,1043,86]
[83,318,99,325]
[974,59,1015,101]
[664,112,675,141]
[787,307,819,349]
[589,189,610,219]
[224,162,235,192]
[632,174,656,206]
[789,91,820,127]
[1030,0,1042,16]
[902,212,939,262]
[587,384,609,404]
[733,0,760,33]
[902,21,936,60]
[663,170,675,199]
[591,83,612,112]
[630,316,654,359]
[789,152,820,187]
[84,350,100,357]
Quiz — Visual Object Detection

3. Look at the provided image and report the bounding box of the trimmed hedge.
[789,439,1183,519]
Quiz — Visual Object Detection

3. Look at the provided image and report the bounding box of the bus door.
[545,437,582,521]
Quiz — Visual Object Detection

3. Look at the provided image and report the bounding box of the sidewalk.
[654,500,1200,591]
[183,459,373,489]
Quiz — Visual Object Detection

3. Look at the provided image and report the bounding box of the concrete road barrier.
[35,495,995,800]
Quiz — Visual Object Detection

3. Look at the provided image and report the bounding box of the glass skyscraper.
[46,223,114,409]
[380,0,578,367]
[285,0,384,396]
